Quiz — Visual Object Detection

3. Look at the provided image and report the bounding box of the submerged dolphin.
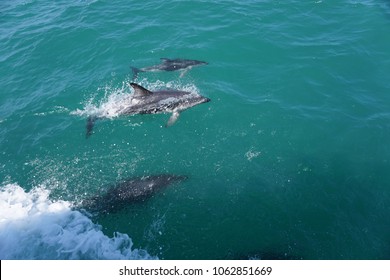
[131,58,208,79]
[80,174,187,214]
[86,82,210,137]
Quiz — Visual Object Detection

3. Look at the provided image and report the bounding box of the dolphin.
[80,174,187,214]
[86,82,210,137]
[131,58,208,79]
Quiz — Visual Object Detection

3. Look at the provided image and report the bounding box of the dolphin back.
[80,174,188,214]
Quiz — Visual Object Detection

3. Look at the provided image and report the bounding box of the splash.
[70,82,133,119]
[245,148,261,161]
[0,183,156,260]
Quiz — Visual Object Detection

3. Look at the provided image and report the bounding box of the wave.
[0,183,156,260]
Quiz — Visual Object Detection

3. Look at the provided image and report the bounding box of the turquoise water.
[1,0,390,259]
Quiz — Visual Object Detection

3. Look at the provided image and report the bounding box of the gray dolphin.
[80,174,187,214]
[86,82,210,137]
[131,58,208,79]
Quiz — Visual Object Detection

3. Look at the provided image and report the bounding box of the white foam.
[245,148,262,161]
[0,183,156,260]
[70,83,134,119]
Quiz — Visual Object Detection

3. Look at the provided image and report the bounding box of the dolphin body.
[131,58,208,79]
[86,82,210,137]
[80,174,187,214]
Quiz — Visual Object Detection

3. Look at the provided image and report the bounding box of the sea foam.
[0,183,156,260]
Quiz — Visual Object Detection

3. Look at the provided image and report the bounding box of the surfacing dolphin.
[86,82,210,137]
[80,174,187,214]
[131,58,208,79]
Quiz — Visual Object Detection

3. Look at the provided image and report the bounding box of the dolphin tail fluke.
[166,111,181,127]
[131,67,142,79]
[86,116,98,138]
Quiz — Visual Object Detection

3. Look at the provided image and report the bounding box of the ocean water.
[1,0,390,260]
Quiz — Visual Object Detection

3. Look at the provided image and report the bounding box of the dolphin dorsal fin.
[130,83,153,96]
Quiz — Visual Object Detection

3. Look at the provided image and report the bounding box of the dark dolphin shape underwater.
[80,174,187,214]
[86,82,210,137]
[131,58,208,79]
